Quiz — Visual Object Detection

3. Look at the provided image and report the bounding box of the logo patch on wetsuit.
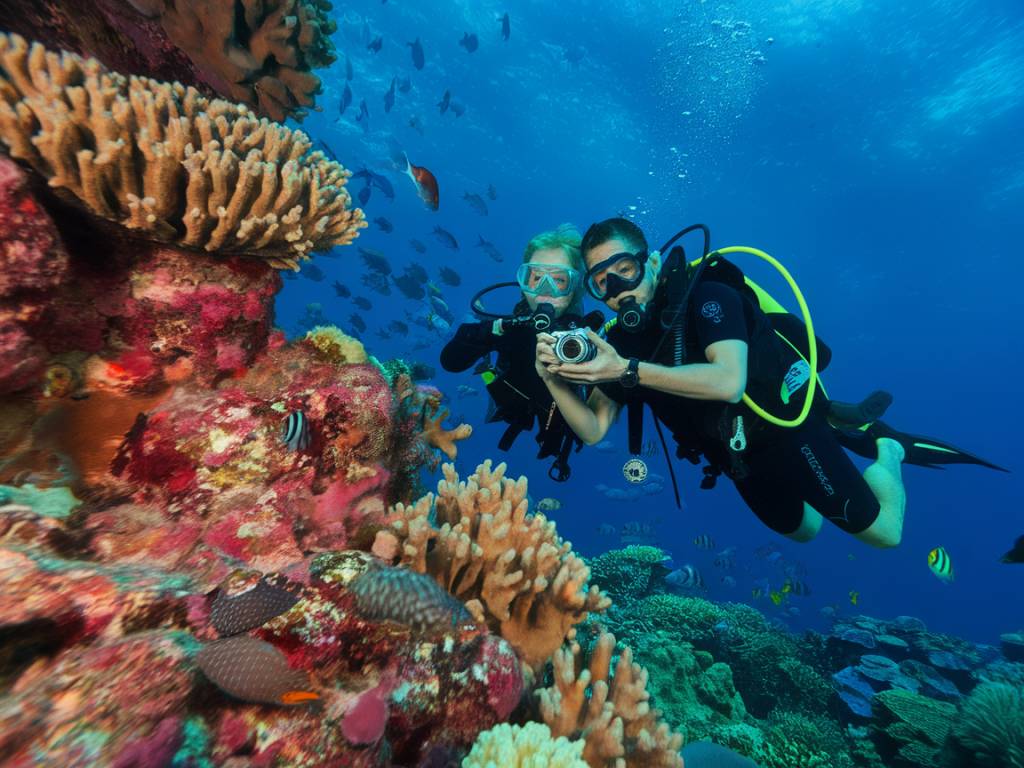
[701,301,723,324]
[780,360,811,404]
[800,444,834,496]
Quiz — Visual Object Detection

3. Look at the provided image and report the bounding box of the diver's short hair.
[581,217,648,258]
[522,223,584,272]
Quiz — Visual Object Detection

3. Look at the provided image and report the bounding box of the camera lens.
[561,337,582,359]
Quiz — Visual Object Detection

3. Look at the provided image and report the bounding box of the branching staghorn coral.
[0,33,364,267]
[538,632,684,768]
[382,460,610,669]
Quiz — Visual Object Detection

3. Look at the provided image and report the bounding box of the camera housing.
[552,329,597,364]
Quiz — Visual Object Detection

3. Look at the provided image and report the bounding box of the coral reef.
[943,682,1024,768]
[382,460,610,669]
[0,0,336,120]
[587,545,672,604]
[538,631,684,768]
[0,33,364,266]
[464,722,589,768]
[870,688,956,768]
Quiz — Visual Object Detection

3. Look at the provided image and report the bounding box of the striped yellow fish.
[928,546,954,584]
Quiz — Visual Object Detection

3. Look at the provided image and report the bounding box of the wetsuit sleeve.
[692,282,749,351]
[440,322,498,372]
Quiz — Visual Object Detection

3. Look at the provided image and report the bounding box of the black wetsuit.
[598,281,882,536]
[441,313,591,477]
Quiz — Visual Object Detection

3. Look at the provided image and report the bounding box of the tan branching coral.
[159,0,337,121]
[420,401,472,460]
[0,33,364,267]
[539,632,684,768]
[386,460,610,669]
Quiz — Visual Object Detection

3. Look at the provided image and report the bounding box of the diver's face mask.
[585,250,650,333]
[516,262,580,299]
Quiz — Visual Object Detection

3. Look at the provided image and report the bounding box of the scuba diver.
[535,217,1006,547]
[441,224,603,481]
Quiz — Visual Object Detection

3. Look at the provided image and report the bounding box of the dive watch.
[620,357,640,389]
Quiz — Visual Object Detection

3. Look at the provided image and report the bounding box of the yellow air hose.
[706,246,819,429]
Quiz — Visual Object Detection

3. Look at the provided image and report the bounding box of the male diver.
[535,218,1005,547]
[441,224,602,481]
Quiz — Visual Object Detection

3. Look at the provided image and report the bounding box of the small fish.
[666,565,704,591]
[500,12,510,41]
[316,140,339,163]
[752,588,764,600]
[394,273,426,300]
[720,575,737,588]
[282,410,311,452]
[486,183,498,200]
[210,574,299,637]
[450,100,466,117]
[387,320,409,336]
[437,89,451,114]
[357,184,371,206]
[849,590,859,606]
[456,385,478,398]
[375,328,392,341]
[408,115,425,136]
[409,239,427,254]
[620,521,657,545]
[301,263,324,282]
[384,77,396,113]
[769,590,785,606]
[398,76,411,93]
[402,263,428,284]
[410,362,435,381]
[345,55,353,81]
[398,153,439,210]
[197,636,319,707]
[339,83,352,115]
[367,36,383,53]
[432,227,459,249]
[373,216,394,233]
[356,99,369,132]
[353,296,372,311]
[333,281,351,297]
[459,32,479,53]
[407,38,425,70]
[784,578,811,597]
[476,235,503,262]
[350,314,367,334]
[714,547,737,569]
[596,523,617,536]
[358,247,392,275]
[438,266,461,286]
[928,546,954,584]
[537,497,561,512]
[430,296,452,321]
[1001,535,1024,564]
[462,192,488,216]
[693,534,715,550]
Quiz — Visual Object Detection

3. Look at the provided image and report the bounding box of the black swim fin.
[835,419,1009,472]
[1000,535,1024,564]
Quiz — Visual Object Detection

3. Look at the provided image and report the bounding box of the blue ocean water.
[280,0,1023,646]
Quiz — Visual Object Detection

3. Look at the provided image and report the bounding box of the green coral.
[587,546,671,604]
[872,688,957,768]
[943,682,1024,768]
[636,593,726,641]
[0,483,81,518]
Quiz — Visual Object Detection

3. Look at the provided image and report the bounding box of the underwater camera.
[552,329,597,364]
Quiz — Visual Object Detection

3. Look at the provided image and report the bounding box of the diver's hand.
[535,332,559,382]
[548,330,628,384]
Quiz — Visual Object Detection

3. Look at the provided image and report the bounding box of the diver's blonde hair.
[522,223,584,272]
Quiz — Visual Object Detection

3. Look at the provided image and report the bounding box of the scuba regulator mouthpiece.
[532,303,556,332]
[617,296,646,333]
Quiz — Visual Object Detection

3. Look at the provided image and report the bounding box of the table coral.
[587,545,672,604]
[384,460,610,669]
[0,32,364,266]
[537,631,683,768]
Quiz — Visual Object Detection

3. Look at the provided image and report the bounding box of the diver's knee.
[857,522,901,549]
[786,504,823,543]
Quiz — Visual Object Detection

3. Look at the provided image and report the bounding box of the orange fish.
[404,155,439,210]
[281,690,321,705]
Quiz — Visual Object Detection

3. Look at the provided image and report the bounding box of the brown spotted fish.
[350,566,472,633]
[196,636,319,706]
[210,573,299,637]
